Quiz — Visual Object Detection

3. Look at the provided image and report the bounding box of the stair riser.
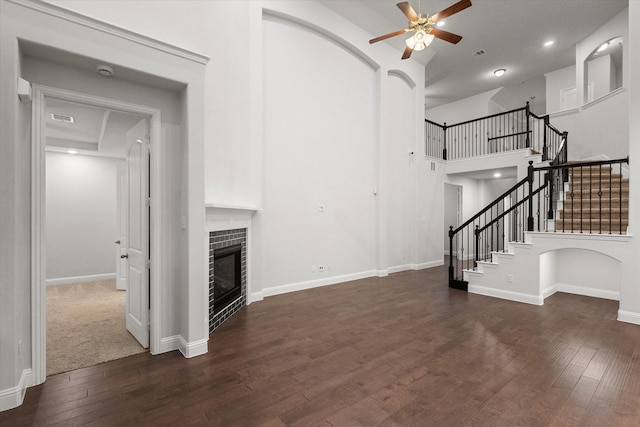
[567,181,628,189]
[558,211,628,220]
[565,184,629,194]
[553,226,627,233]
[555,216,628,224]
[569,175,626,183]
[565,194,629,202]
[560,200,629,208]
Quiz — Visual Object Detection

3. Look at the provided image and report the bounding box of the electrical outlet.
[318,265,325,272]
[507,274,514,283]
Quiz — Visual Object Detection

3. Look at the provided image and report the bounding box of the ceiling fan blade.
[401,45,414,60]
[397,2,419,22]
[431,0,472,22]
[431,28,463,44]
[369,28,410,44]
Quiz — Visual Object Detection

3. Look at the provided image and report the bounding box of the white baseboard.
[159,335,208,358]
[180,337,208,358]
[262,263,445,299]
[468,285,544,306]
[388,264,412,274]
[618,310,640,325]
[247,291,264,305]
[46,273,116,286]
[557,284,620,301]
[263,270,378,298]
[158,335,182,354]
[542,286,557,299]
[388,260,442,273]
[0,369,33,412]
[412,260,444,270]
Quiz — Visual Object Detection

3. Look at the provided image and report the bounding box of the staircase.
[554,164,629,234]
[449,158,629,294]
[456,157,631,305]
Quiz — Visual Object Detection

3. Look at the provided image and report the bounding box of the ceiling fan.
[369,0,472,60]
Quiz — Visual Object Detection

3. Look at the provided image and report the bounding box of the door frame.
[443,182,463,257]
[31,84,162,384]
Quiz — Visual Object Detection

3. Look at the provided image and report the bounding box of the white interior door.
[115,161,127,291]
[125,118,150,348]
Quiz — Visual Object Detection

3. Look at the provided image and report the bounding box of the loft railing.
[426,102,567,162]
[448,157,629,290]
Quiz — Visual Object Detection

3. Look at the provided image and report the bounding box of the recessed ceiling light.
[493,172,502,178]
[437,21,445,27]
[494,68,506,77]
[544,40,554,47]
[67,150,78,155]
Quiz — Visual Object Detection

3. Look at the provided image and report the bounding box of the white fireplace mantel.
[205,203,260,232]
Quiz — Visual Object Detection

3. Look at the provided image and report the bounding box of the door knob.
[115,240,121,244]
[121,254,128,259]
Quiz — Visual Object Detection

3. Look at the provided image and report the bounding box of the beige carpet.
[46,280,146,375]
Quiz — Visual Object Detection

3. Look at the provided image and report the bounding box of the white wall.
[416,159,447,264]
[385,73,415,270]
[554,249,621,298]
[46,0,261,208]
[443,183,460,253]
[480,177,518,208]
[620,1,640,324]
[587,54,613,101]
[444,175,482,225]
[45,152,119,282]
[545,65,576,114]
[577,8,629,107]
[1,0,207,409]
[0,1,33,404]
[258,14,377,290]
[544,9,629,161]
[425,88,502,125]
[549,87,627,161]
[490,75,547,115]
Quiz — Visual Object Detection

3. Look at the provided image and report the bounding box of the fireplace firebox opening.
[213,243,242,314]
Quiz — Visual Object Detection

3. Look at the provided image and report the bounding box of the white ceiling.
[45,98,144,158]
[39,0,629,159]
[319,0,628,108]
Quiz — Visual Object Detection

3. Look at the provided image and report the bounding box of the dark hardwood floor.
[3,265,640,426]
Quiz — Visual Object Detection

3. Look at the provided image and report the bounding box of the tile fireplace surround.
[209,228,246,333]
[205,204,257,334]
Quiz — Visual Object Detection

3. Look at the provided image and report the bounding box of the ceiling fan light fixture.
[370,0,471,59]
[406,30,434,51]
